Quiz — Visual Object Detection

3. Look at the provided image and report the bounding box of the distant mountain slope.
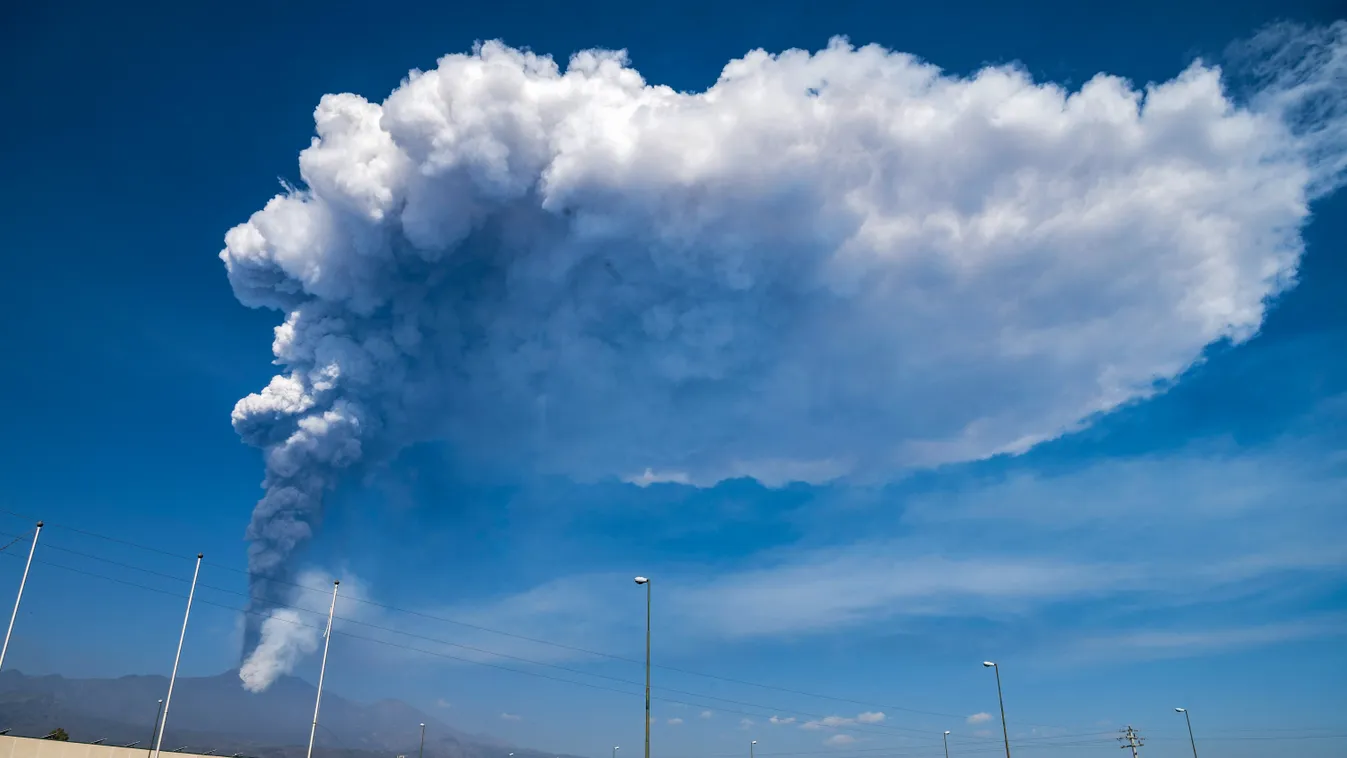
[0,670,566,758]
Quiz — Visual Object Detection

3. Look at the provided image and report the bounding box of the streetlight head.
[420,723,425,727]
[752,741,757,745]
[634,576,649,584]
[1175,708,1185,713]
[944,731,950,735]
[983,661,996,667]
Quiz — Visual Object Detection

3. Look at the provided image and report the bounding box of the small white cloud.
[627,468,692,487]
[967,712,992,725]
[856,712,885,724]
[769,716,797,725]
[700,711,714,719]
[435,698,452,709]
[740,718,756,729]
[825,735,855,746]
[668,718,684,726]
[800,721,822,731]
[974,730,992,738]
[501,713,522,722]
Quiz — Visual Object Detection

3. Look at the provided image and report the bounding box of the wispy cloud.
[700,711,713,720]
[824,735,855,746]
[661,432,1347,643]
[667,718,684,726]
[1065,616,1347,662]
[500,713,522,722]
[330,410,1347,674]
[801,713,881,731]
[769,716,797,725]
[967,713,992,725]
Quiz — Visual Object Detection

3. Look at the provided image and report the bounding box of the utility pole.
[1118,726,1144,758]
[154,554,203,758]
[0,521,42,673]
[307,580,340,758]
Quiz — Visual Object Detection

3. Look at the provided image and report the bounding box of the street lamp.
[982,662,1011,758]
[613,746,619,758]
[1175,708,1198,758]
[943,731,950,758]
[751,740,757,758]
[635,577,651,758]
[150,699,165,751]
[419,723,426,758]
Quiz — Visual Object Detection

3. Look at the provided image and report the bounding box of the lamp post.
[634,577,651,758]
[150,699,165,754]
[750,740,756,758]
[1175,708,1198,758]
[982,662,1011,758]
[419,723,426,758]
[943,730,950,758]
[613,745,619,758]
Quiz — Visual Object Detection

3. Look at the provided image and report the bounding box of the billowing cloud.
[220,23,1347,670]
[967,712,993,724]
[856,712,885,724]
[668,718,684,726]
[825,735,856,746]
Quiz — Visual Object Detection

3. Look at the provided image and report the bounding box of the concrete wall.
[0,736,215,758]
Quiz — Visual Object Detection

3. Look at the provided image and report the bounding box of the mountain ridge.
[0,670,566,758]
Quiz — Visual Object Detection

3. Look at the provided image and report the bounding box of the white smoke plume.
[222,24,1347,687]
[240,569,367,693]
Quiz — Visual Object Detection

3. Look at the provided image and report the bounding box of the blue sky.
[1,1,1346,757]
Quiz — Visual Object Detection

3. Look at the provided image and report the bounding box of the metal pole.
[750,740,756,758]
[644,580,651,758]
[306,580,340,758]
[154,554,202,758]
[149,699,165,756]
[943,731,949,758]
[418,723,425,758]
[1179,709,1198,758]
[992,664,1010,758]
[0,521,42,672]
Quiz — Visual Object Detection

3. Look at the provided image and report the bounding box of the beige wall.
[0,736,215,758]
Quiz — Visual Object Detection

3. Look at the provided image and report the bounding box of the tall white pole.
[0,521,43,672]
[307,580,340,758]
[154,553,203,758]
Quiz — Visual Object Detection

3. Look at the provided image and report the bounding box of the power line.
[6,508,1347,751]
[4,544,1343,754]
[0,547,954,746]
[0,508,1027,726]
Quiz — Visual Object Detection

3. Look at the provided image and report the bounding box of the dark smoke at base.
[222,24,1345,690]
